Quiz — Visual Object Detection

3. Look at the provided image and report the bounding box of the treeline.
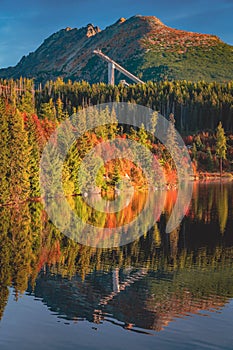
[34,78,233,176]
[34,78,233,132]
[1,78,233,133]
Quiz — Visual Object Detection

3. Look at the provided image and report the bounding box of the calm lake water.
[0,182,233,349]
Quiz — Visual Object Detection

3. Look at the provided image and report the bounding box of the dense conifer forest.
[0,78,232,205]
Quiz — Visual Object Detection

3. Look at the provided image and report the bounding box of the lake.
[0,182,233,349]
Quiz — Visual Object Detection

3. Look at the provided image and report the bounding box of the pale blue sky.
[0,0,232,68]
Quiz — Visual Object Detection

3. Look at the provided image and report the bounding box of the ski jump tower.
[93,49,144,85]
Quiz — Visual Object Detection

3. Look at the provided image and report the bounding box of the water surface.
[0,183,233,349]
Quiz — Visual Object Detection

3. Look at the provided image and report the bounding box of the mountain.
[0,15,233,83]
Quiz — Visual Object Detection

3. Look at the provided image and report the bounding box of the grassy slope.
[139,43,233,82]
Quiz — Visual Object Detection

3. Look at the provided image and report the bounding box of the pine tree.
[206,147,214,172]
[150,111,158,143]
[8,108,31,203]
[26,114,41,198]
[216,122,227,176]
[56,98,65,121]
[18,84,34,115]
[166,113,179,170]
[138,123,149,147]
[195,135,204,151]
[112,162,121,186]
[40,98,56,121]
[62,160,75,196]
[66,143,81,194]
[192,143,197,162]
[0,99,10,204]
[167,114,177,148]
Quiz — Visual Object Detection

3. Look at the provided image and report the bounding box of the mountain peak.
[132,14,164,26]
[86,23,101,37]
[0,15,232,83]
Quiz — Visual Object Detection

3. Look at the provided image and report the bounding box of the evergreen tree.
[62,160,75,196]
[40,98,56,121]
[192,143,197,162]
[112,162,121,186]
[195,135,204,151]
[0,99,10,203]
[56,98,65,121]
[8,109,31,203]
[206,147,214,172]
[150,111,158,143]
[26,114,41,198]
[216,122,227,176]
[166,113,179,170]
[18,85,35,115]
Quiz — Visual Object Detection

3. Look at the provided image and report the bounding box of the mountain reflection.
[0,182,233,333]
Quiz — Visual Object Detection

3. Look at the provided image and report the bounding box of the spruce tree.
[166,113,179,170]
[0,99,10,204]
[206,147,214,172]
[8,109,30,203]
[216,122,227,176]
[40,98,56,121]
[150,111,158,143]
[26,114,41,198]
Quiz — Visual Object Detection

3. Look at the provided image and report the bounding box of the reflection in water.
[49,187,166,247]
[0,183,233,335]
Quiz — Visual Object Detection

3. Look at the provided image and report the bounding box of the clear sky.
[0,0,232,68]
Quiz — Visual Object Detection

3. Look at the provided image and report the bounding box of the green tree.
[56,98,65,121]
[216,122,227,176]
[195,135,204,151]
[112,162,121,186]
[18,83,35,115]
[9,109,31,203]
[150,111,158,143]
[0,99,10,204]
[206,147,214,172]
[166,113,179,169]
[26,114,41,198]
[40,98,56,121]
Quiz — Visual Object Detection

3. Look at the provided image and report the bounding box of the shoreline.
[193,172,233,183]
[0,175,232,208]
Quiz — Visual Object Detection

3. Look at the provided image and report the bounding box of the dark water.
[0,183,233,349]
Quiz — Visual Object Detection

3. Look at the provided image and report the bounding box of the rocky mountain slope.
[0,15,232,83]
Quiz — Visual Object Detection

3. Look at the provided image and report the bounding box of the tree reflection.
[0,183,232,332]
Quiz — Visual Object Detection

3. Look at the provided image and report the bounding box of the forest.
[0,78,232,205]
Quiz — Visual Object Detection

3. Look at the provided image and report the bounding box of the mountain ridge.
[0,15,232,83]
